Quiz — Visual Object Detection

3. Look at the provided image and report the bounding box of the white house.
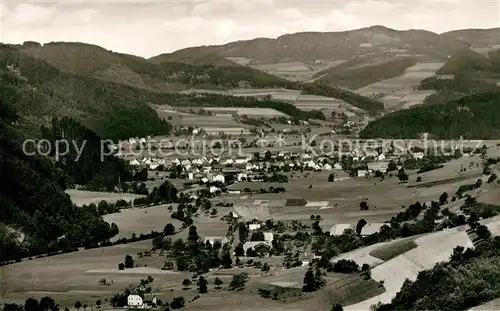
[333,163,343,170]
[213,173,225,183]
[127,294,144,308]
[413,152,425,160]
[378,154,386,161]
[357,169,368,177]
[188,172,194,180]
[209,186,220,193]
[235,158,248,165]
[323,163,332,171]
[263,232,274,243]
[249,223,261,231]
[130,159,140,166]
[237,172,248,181]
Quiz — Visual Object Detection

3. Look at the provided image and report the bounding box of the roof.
[329,224,353,236]
[242,241,271,252]
[360,223,385,236]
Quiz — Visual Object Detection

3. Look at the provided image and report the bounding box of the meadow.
[66,190,146,206]
[354,62,445,111]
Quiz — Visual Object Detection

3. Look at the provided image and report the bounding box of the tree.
[198,276,208,293]
[398,171,409,183]
[229,273,249,290]
[332,303,343,311]
[264,150,272,161]
[74,302,82,311]
[261,262,270,273]
[475,178,483,188]
[95,300,101,309]
[170,297,185,310]
[238,222,248,242]
[355,219,367,235]
[214,277,224,289]
[234,243,245,256]
[118,263,125,270]
[188,225,199,244]
[476,225,491,240]
[302,268,316,292]
[182,279,192,289]
[164,223,175,235]
[328,173,335,182]
[360,201,369,210]
[416,176,422,182]
[439,192,449,204]
[82,305,87,311]
[24,299,38,311]
[124,255,134,268]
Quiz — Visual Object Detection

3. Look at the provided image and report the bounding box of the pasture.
[102,204,230,241]
[202,107,286,117]
[354,62,445,111]
[66,190,146,206]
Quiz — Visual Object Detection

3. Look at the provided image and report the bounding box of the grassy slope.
[359,92,500,139]
[316,57,418,90]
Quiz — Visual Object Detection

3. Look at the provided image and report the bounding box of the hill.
[0,100,118,262]
[18,41,384,114]
[20,41,294,91]
[417,49,500,106]
[359,92,500,139]
[315,57,418,90]
[149,50,239,67]
[0,44,171,140]
[162,26,468,63]
[441,28,500,46]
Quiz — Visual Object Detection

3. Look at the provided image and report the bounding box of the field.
[66,190,146,206]
[102,204,229,241]
[202,107,287,117]
[249,60,347,82]
[355,62,445,111]
[154,106,251,136]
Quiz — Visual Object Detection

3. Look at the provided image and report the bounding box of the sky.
[1,0,499,58]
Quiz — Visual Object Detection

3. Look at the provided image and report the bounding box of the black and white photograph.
[1,1,500,311]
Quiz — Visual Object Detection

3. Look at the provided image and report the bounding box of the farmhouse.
[127,294,144,308]
[360,223,385,236]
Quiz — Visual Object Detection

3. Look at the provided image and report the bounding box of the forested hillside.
[0,101,118,262]
[360,92,500,139]
[40,117,140,192]
[18,42,384,114]
[418,49,500,106]
[0,44,171,140]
